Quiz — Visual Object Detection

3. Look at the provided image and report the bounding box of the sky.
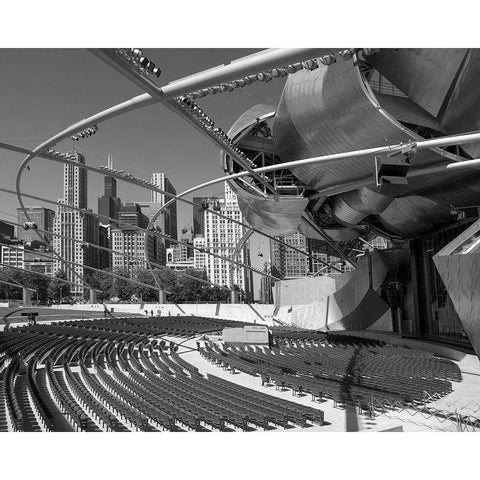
[0,48,286,234]
[0,3,476,471]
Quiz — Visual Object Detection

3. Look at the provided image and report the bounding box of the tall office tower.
[307,238,356,276]
[16,206,55,244]
[271,232,357,278]
[192,196,209,237]
[194,183,246,290]
[111,202,162,273]
[136,202,171,238]
[271,232,309,278]
[52,152,99,297]
[149,172,177,245]
[98,225,111,270]
[97,156,121,226]
[193,236,207,271]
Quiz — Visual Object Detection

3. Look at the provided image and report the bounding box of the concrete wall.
[49,303,277,325]
[48,252,391,333]
[275,275,337,306]
[274,251,391,331]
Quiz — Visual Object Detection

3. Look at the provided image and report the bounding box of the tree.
[111,267,135,301]
[12,269,49,303]
[134,268,158,303]
[166,269,230,303]
[152,268,177,291]
[0,269,21,300]
[83,269,114,302]
[48,270,71,303]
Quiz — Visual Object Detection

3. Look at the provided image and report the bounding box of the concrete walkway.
[176,337,480,432]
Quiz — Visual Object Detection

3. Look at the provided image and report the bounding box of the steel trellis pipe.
[0,239,160,295]
[1,260,86,293]
[12,159,279,293]
[0,192,230,292]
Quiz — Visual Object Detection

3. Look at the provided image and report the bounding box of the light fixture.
[319,54,336,66]
[339,49,354,61]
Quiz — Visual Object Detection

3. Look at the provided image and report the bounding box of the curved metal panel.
[440,49,480,158]
[375,93,444,133]
[297,219,362,242]
[276,251,389,330]
[273,60,414,192]
[224,50,480,240]
[272,58,459,195]
[331,187,393,225]
[375,196,452,237]
[226,103,276,143]
[434,218,480,359]
[367,48,467,117]
[228,179,308,237]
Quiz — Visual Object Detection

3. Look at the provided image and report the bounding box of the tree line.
[0,267,231,304]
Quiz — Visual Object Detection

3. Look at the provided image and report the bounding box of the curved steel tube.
[143,129,480,277]
[0,237,161,295]
[0,189,230,292]
[228,228,254,301]
[12,153,278,293]
[1,256,88,293]
[10,46,480,297]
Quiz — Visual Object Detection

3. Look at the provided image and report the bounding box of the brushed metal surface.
[375,93,444,133]
[273,59,414,192]
[297,219,362,242]
[223,49,480,240]
[331,187,393,225]
[434,218,480,359]
[273,58,461,194]
[367,48,467,117]
[227,103,276,144]
[228,179,308,236]
[276,251,389,330]
[376,196,452,237]
[440,49,480,158]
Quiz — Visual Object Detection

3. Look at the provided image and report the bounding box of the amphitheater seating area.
[210,329,462,414]
[0,316,324,432]
[1,316,464,431]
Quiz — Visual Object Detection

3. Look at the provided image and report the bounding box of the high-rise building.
[271,232,309,278]
[136,202,174,243]
[193,236,207,272]
[194,183,246,290]
[97,156,121,226]
[111,202,162,273]
[271,232,357,278]
[16,206,55,244]
[98,225,111,270]
[149,172,177,246]
[52,152,99,297]
[132,172,177,266]
[192,196,209,237]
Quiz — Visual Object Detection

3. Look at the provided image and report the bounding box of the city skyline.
[0,48,286,236]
